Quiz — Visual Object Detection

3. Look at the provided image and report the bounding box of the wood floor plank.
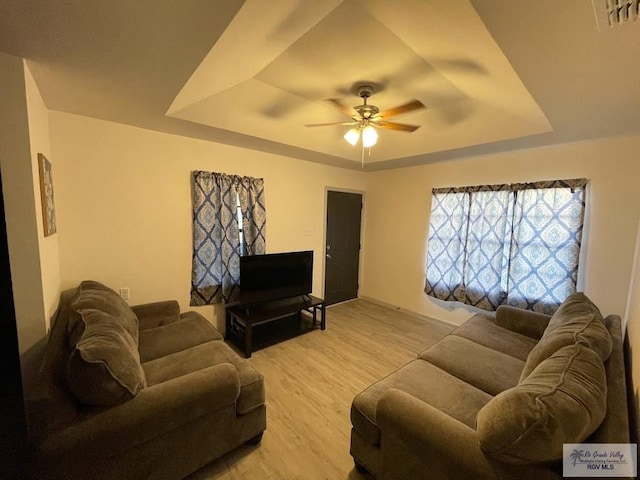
[186,299,453,480]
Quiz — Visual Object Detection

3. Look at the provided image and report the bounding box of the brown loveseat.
[27,280,266,480]
[350,293,630,479]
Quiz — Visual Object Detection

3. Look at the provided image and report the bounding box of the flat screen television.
[239,250,313,304]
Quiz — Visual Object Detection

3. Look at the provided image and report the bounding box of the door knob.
[326,253,332,259]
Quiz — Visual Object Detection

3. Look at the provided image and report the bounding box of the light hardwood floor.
[186,299,453,480]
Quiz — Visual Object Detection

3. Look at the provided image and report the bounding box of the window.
[425,179,587,314]
[236,192,245,256]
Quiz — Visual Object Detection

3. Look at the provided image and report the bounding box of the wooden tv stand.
[225,295,325,358]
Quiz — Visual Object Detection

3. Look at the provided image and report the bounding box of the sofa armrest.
[376,389,497,479]
[131,300,181,330]
[495,305,551,340]
[375,389,559,480]
[37,363,240,463]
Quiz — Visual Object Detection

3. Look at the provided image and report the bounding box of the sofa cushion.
[132,300,181,331]
[476,343,607,464]
[138,312,223,363]
[351,359,492,446]
[70,280,140,344]
[520,292,612,380]
[142,340,264,415]
[67,309,147,406]
[419,336,524,395]
[451,314,538,361]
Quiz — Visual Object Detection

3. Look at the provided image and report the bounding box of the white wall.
[625,219,640,441]
[49,112,368,331]
[361,135,640,326]
[8,72,640,440]
[0,54,49,353]
[24,63,61,333]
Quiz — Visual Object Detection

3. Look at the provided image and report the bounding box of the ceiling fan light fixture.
[309,85,425,151]
[361,125,378,147]
[344,128,360,146]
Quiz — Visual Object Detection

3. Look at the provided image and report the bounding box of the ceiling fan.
[305,84,426,147]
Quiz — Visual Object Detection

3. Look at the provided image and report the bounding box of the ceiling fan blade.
[304,121,358,127]
[375,121,420,132]
[377,100,426,119]
[325,98,358,118]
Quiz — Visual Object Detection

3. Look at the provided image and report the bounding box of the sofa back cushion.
[26,288,82,439]
[70,280,140,344]
[476,343,607,464]
[520,292,611,380]
[67,309,147,406]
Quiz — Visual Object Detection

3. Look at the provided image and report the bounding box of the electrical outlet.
[119,288,130,301]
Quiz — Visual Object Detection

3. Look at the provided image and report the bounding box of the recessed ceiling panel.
[4,1,639,170]
[254,0,464,106]
[168,0,553,165]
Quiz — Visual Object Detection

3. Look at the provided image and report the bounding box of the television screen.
[239,251,313,304]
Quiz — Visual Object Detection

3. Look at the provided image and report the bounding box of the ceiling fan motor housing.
[355,84,379,118]
[304,83,424,133]
[356,105,379,119]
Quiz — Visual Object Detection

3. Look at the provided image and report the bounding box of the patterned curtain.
[424,189,470,303]
[190,171,266,305]
[464,186,512,309]
[425,179,587,313]
[506,180,586,313]
[237,176,266,255]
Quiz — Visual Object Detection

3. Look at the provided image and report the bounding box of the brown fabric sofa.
[350,293,630,480]
[26,281,266,480]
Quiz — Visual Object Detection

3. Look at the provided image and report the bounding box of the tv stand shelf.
[225,295,325,358]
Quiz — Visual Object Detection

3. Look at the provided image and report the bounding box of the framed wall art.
[38,153,57,236]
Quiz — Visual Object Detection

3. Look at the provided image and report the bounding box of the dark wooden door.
[324,191,362,305]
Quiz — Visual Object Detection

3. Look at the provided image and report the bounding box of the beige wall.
[361,134,640,326]
[0,54,48,353]
[5,66,640,438]
[24,63,61,333]
[48,112,367,331]
[625,219,640,441]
